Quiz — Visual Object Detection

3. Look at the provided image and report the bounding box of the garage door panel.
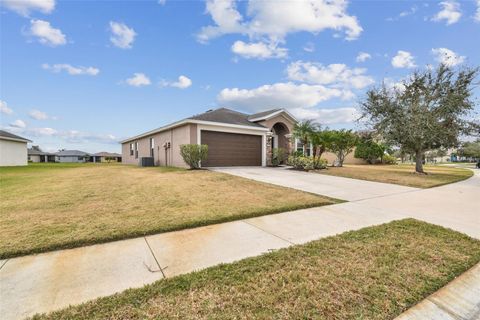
[201,131,262,167]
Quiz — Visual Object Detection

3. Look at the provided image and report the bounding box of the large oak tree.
[360,65,479,173]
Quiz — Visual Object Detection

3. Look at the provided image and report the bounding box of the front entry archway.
[270,122,291,165]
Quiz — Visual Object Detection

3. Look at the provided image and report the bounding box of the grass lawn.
[315,164,473,188]
[0,163,335,259]
[33,219,480,320]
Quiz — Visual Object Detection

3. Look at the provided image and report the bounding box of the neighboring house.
[28,146,55,163]
[121,108,296,167]
[93,152,122,163]
[0,130,31,166]
[55,150,91,163]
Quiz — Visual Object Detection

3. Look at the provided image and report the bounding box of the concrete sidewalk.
[395,263,480,320]
[1,169,478,319]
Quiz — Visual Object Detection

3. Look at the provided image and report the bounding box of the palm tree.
[310,129,332,159]
[293,120,317,155]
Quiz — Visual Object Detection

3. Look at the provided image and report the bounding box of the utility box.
[139,157,154,167]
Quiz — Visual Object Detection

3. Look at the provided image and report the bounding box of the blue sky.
[1,0,479,153]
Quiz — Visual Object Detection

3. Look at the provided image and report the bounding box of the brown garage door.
[201,130,262,167]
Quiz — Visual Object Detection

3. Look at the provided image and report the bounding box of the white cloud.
[290,107,360,124]
[42,63,99,76]
[356,52,371,62]
[197,0,362,55]
[109,21,136,49]
[387,5,418,21]
[303,42,315,53]
[29,19,66,46]
[160,75,192,89]
[432,1,461,25]
[197,0,246,43]
[0,100,14,115]
[126,73,151,87]
[431,48,465,66]
[158,0,166,5]
[218,82,350,112]
[475,0,480,22]
[391,50,416,68]
[231,40,287,59]
[286,61,375,89]
[10,119,26,128]
[3,124,118,145]
[383,77,406,92]
[29,109,50,120]
[171,75,192,89]
[1,0,55,16]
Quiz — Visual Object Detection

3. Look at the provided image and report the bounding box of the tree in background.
[327,130,358,167]
[354,133,387,164]
[292,120,317,155]
[360,65,479,174]
[458,140,480,159]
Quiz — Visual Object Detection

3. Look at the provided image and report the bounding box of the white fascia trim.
[191,120,269,132]
[120,119,269,144]
[249,109,298,123]
[0,136,31,143]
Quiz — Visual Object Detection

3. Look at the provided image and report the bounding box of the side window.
[135,142,139,159]
[130,143,134,156]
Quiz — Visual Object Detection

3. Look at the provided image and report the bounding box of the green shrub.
[382,154,397,164]
[287,155,327,171]
[180,144,208,169]
[271,148,286,166]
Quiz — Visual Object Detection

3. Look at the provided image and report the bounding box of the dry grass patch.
[33,219,480,320]
[315,164,473,188]
[0,163,334,259]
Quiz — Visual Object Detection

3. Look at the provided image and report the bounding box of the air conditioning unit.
[139,157,154,167]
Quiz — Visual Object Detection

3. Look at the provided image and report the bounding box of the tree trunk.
[415,150,425,174]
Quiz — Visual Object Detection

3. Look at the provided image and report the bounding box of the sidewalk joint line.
[426,297,463,320]
[0,259,9,271]
[143,237,166,278]
[242,220,295,245]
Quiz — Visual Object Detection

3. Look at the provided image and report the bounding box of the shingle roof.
[28,147,52,156]
[94,152,122,157]
[55,150,90,156]
[0,130,31,142]
[188,108,265,128]
[247,109,282,121]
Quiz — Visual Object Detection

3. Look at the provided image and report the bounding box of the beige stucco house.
[120,108,364,168]
[0,130,31,166]
[121,108,296,167]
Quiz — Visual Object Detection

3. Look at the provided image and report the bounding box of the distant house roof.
[94,152,122,157]
[55,150,90,157]
[0,130,32,143]
[188,108,265,128]
[28,146,53,156]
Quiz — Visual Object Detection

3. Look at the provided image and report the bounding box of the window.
[135,142,139,159]
[150,138,154,157]
[78,157,83,161]
[295,139,312,156]
[130,143,134,156]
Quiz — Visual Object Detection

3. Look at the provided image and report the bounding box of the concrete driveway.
[211,166,419,201]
